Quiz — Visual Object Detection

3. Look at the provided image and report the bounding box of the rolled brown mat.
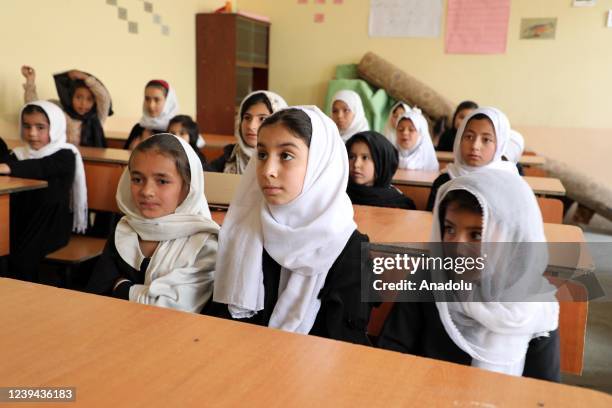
[357,51,454,123]
[543,157,612,222]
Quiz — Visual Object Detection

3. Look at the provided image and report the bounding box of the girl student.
[168,114,207,168]
[208,106,372,344]
[382,101,410,145]
[436,101,478,152]
[124,80,179,150]
[21,65,112,147]
[377,170,560,381]
[346,130,416,210]
[86,133,219,313]
[207,90,287,174]
[395,108,439,171]
[426,107,519,211]
[0,101,87,282]
[330,90,370,143]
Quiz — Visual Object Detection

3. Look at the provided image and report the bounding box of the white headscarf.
[331,90,370,143]
[214,106,357,334]
[431,170,559,376]
[396,108,439,171]
[224,90,288,174]
[383,101,411,145]
[14,100,88,233]
[504,129,525,164]
[138,82,179,130]
[446,107,518,179]
[115,133,220,313]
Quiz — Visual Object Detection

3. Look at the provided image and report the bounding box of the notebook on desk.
[204,171,242,208]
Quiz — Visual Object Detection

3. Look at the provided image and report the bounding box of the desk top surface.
[0,176,48,194]
[1,278,609,408]
[392,170,566,196]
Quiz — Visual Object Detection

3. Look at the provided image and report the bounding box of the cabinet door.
[253,23,268,65]
[236,17,254,63]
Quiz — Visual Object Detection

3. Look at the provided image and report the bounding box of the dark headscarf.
[54,72,113,147]
[345,131,415,210]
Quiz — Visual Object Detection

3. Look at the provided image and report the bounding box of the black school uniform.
[377,301,561,382]
[1,143,75,282]
[347,184,416,210]
[85,224,147,299]
[426,172,451,211]
[204,230,373,345]
[205,143,235,172]
[436,128,456,152]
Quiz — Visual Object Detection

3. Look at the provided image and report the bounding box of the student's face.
[442,202,483,243]
[390,106,405,128]
[256,123,309,206]
[396,118,419,150]
[129,150,189,219]
[453,108,475,130]
[168,123,190,144]
[331,100,354,132]
[22,112,51,150]
[144,87,167,118]
[72,87,95,116]
[460,118,496,166]
[348,141,376,187]
[241,102,271,148]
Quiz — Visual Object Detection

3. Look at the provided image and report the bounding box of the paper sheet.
[445,0,511,54]
[369,0,443,38]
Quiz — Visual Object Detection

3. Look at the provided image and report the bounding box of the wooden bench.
[45,235,108,287]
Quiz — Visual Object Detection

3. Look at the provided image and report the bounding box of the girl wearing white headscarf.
[124,80,180,149]
[208,106,372,344]
[87,133,219,313]
[208,91,287,174]
[378,170,560,381]
[426,107,520,211]
[382,101,411,145]
[0,100,87,282]
[330,90,370,143]
[395,108,439,171]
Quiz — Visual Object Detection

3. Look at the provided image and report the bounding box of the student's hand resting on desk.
[0,164,11,174]
[21,65,36,84]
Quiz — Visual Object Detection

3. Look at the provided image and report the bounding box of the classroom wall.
[0,0,225,138]
[238,0,612,189]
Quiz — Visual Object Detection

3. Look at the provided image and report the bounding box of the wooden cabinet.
[196,13,270,135]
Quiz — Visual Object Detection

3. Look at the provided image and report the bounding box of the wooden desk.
[436,151,546,167]
[0,278,608,408]
[0,177,48,256]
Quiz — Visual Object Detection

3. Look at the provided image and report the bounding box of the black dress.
[347,184,416,210]
[377,301,561,382]
[85,223,147,300]
[204,230,374,345]
[436,128,456,152]
[1,142,75,282]
[206,143,235,172]
[426,173,451,211]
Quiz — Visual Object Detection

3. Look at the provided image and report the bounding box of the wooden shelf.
[236,60,269,69]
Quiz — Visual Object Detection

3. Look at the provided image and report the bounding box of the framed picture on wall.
[572,0,596,7]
